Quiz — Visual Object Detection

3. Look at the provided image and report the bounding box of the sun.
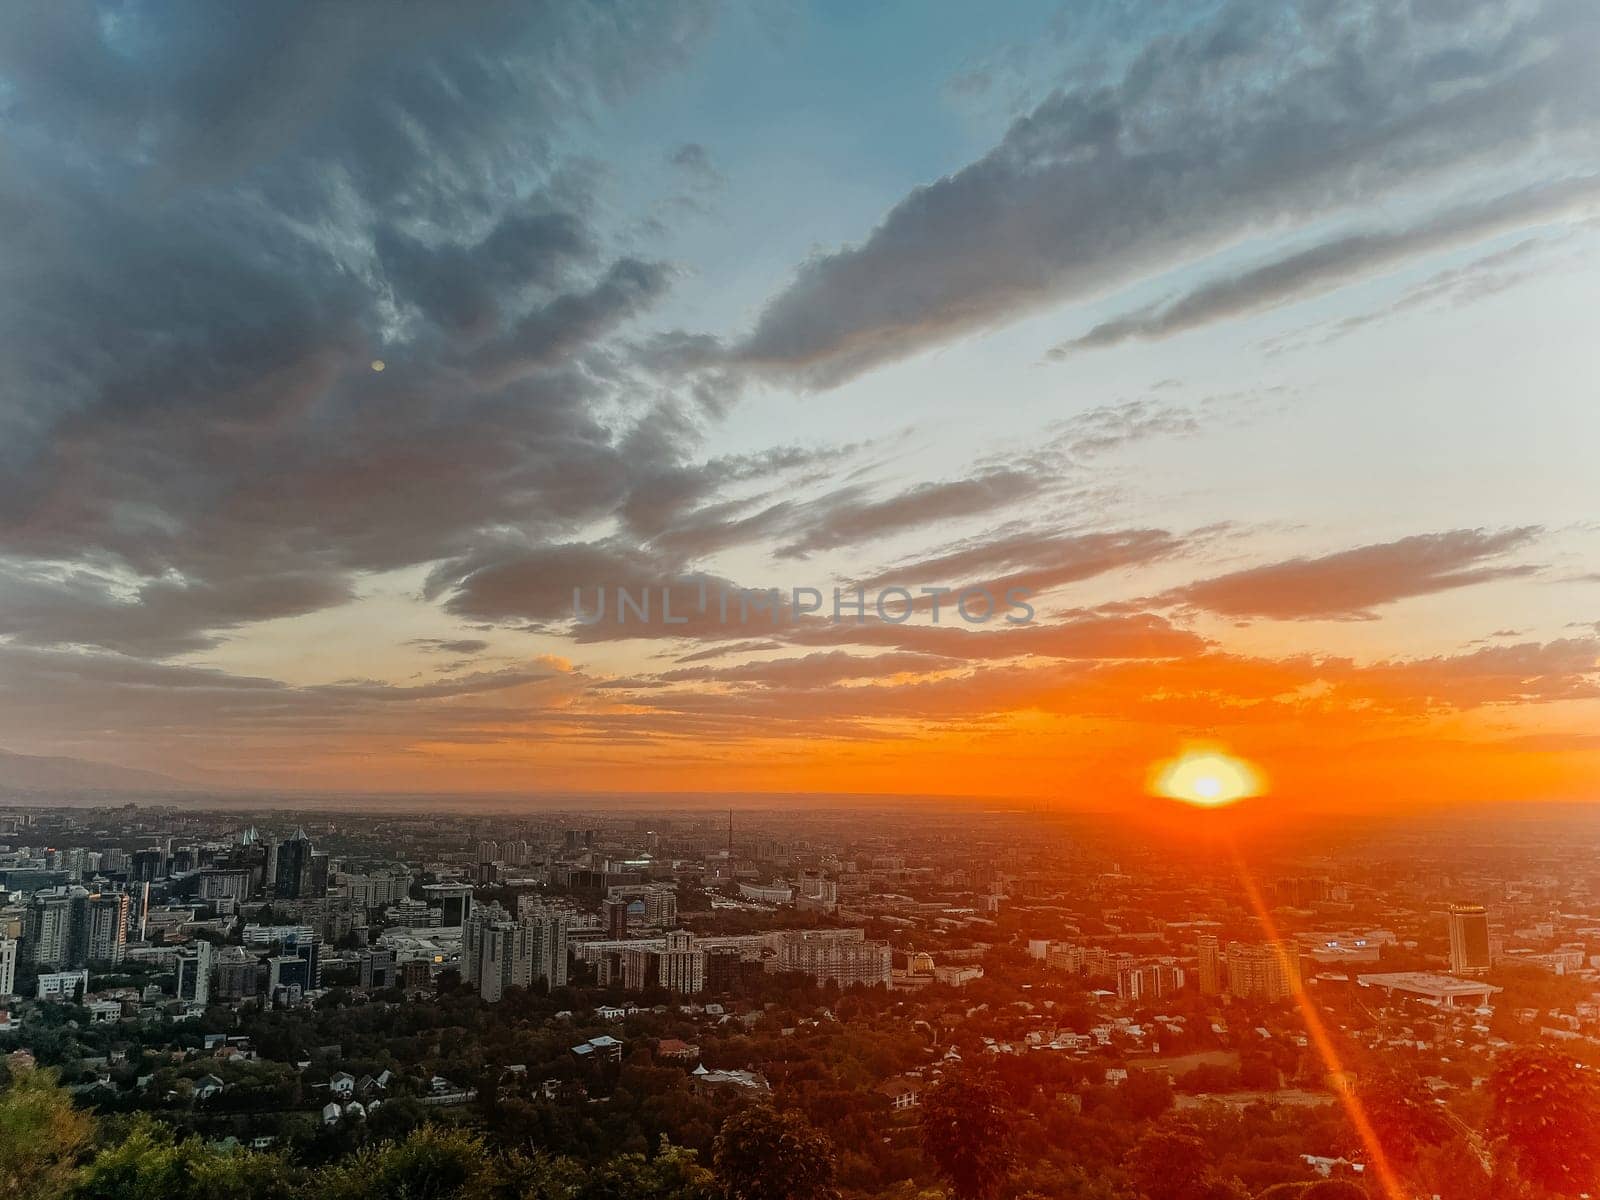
[1148,746,1265,808]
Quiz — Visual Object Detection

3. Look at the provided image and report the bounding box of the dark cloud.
[731,0,1600,386]
[1171,528,1541,620]
[775,470,1042,559]
[655,650,954,687]
[783,611,1208,661]
[1053,175,1600,354]
[410,638,493,656]
[860,528,1184,597]
[0,4,721,655]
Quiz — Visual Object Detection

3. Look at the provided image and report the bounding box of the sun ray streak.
[1230,849,1408,1200]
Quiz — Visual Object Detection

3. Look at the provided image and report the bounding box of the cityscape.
[1,2,1598,1199]
[2,798,1598,1199]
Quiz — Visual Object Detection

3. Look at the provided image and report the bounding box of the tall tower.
[1197,934,1223,996]
[1448,904,1492,976]
[274,828,314,899]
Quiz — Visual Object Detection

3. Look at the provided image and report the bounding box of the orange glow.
[1148,745,1265,807]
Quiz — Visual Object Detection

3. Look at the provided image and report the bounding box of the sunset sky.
[1,1,1597,804]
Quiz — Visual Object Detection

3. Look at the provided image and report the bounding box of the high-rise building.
[359,948,396,990]
[274,829,314,899]
[243,924,321,989]
[1225,941,1301,1003]
[423,882,474,930]
[176,939,214,1006]
[464,911,519,1002]
[198,870,253,904]
[307,851,330,899]
[657,929,705,995]
[214,946,264,1002]
[1197,934,1223,996]
[643,887,678,927]
[772,929,892,989]
[130,849,164,883]
[522,905,568,992]
[22,887,88,971]
[0,934,17,998]
[85,892,130,964]
[463,904,569,1003]
[1448,904,1492,976]
[1117,961,1186,1001]
[604,897,630,940]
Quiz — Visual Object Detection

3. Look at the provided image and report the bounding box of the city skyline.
[1,3,1598,806]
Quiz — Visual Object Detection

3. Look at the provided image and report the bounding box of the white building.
[37,969,90,1002]
[0,935,17,999]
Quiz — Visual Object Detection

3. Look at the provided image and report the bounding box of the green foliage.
[1127,1125,1249,1200]
[316,1125,496,1200]
[69,1116,294,1200]
[1299,1182,1364,1200]
[918,1068,1018,1200]
[1489,1047,1600,1198]
[0,1069,94,1200]
[713,1106,840,1200]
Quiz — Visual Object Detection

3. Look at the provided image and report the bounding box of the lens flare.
[1149,746,1264,807]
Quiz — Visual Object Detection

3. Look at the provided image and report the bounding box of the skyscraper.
[22,888,87,971]
[657,929,705,995]
[643,887,677,927]
[85,892,130,964]
[0,934,17,999]
[604,897,630,940]
[274,829,314,899]
[176,939,214,1006]
[423,881,474,930]
[464,903,570,1002]
[1197,934,1223,996]
[1448,904,1492,976]
[1225,941,1301,1003]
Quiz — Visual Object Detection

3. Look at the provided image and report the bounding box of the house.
[573,1034,624,1064]
[688,1065,770,1095]
[322,1101,343,1125]
[656,1038,699,1062]
[595,1005,626,1021]
[329,1071,356,1098]
[879,1076,923,1110]
[193,1074,226,1101]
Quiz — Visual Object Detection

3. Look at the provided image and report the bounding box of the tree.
[712,1106,839,1200]
[1355,1067,1452,1170]
[585,1140,716,1200]
[1300,1183,1364,1200]
[0,1069,93,1200]
[316,1126,497,1200]
[1489,1047,1600,1197]
[918,1069,1018,1200]
[69,1116,293,1200]
[1125,1127,1246,1200]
